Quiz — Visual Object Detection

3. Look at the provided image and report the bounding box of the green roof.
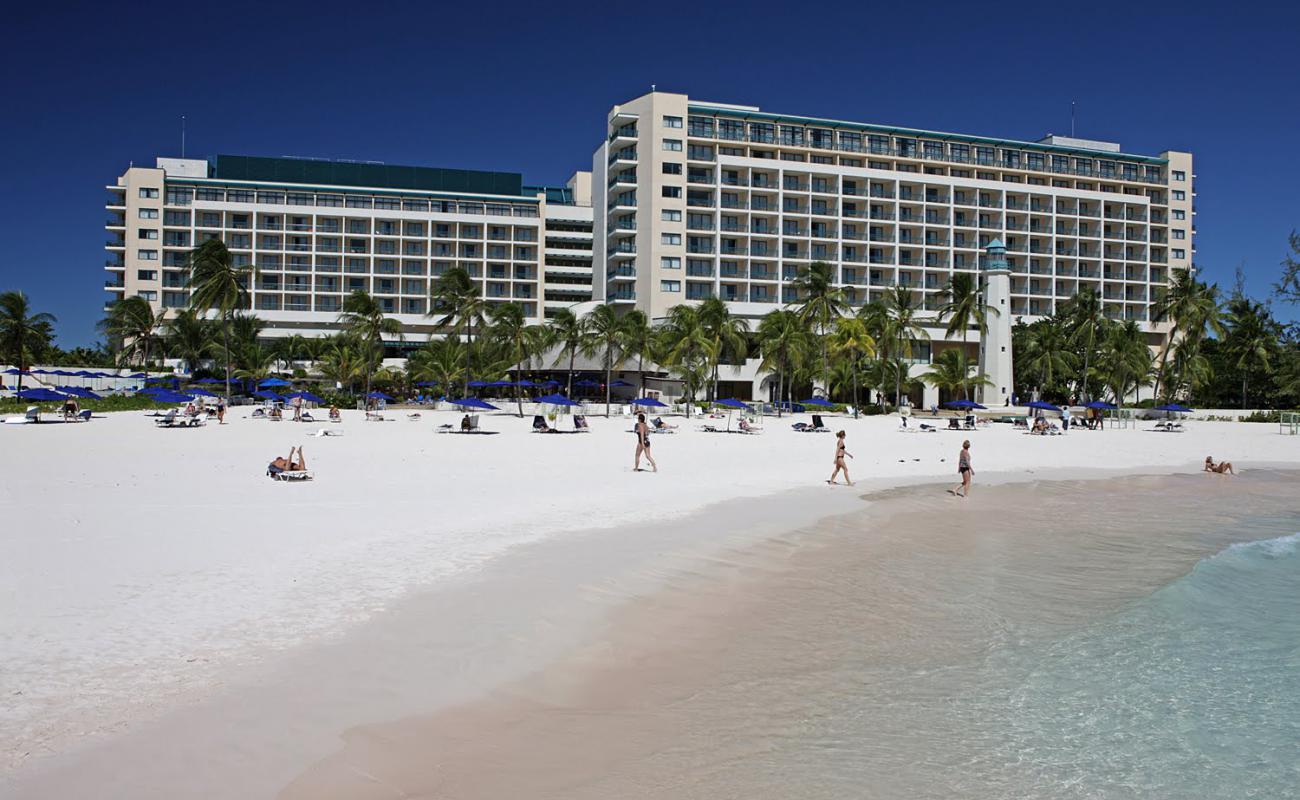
[212,155,524,196]
[687,104,1167,164]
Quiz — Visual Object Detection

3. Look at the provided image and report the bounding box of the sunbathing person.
[269,446,307,474]
[1204,456,1234,474]
[328,405,341,421]
[652,416,677,430]
[461,414,472,431]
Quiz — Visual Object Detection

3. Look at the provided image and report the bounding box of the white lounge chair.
[3,406,39,425]
[154,409,179,427]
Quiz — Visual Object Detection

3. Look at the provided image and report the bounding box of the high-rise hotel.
[106,90,1193,401]
[105,156,594,344]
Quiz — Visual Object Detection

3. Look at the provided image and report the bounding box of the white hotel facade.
[106,90,1193,404]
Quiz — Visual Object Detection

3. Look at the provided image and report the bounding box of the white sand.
[1,405,1295,794]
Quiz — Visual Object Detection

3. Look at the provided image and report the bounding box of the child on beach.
[953,440,973,497]
[827,430,853,485]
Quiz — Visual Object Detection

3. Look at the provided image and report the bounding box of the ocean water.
[388,470,1300,800]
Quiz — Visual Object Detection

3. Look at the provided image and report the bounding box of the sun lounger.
[1152,420,1184,432]
[406,413,422,421]
[76,409,93,422]
[267,467,313,481]
[3,406,40,425]
[299,411,315,423]
[312,427,343,437]
[154,409,179,427]
[798,414,830,432]
[437,414,499,435]
[365,411,385,422]
[574,415,590,432]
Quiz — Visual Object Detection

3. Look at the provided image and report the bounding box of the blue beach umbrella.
[800,397,836,408]
[945,399,987,410]
[187,388,218,398]
[574,379,600,388]
[16,388,67,401]
[252,390,283,401]
[3,368,30,375]
[365,391,395,401]
[633,397,668,408]
[61,387,102,400]
[610,379,633,387]
[451,397,498,411]
[285,390,324,404]
[534,393,579,407]
[149,390,194,404]
[715,398,749,409]
[1154,403,1192,413]
[1026,400,1062,413]
[513,380,537,388]
[1085,401,1117,410]
[466,380,490,388]
[258,377,292,388]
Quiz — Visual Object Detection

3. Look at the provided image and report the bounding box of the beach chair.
[809,414,830,432]
[300,410,316,423]
[3,406,39,425]
[154,409,179,427]
[77,409,93,422]
[267,466,313,481]
[365,411,385,422]
[574,415,590,432]
[737,418,760,435]
[532,415,553,433]
[250,406,267,419]
[405,412,421,421]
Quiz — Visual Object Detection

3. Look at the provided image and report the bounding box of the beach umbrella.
[610,379,633,387]
[150,390,194,404]
[1153,403,1191,413]
[415,380,438,387]
[1085,401,1117,410]
[1026,400,1062,414]
[541,379,561,386]
[365,391,394,401]
[3,368,30,375]
[945,399,987,410]
[466,380,489,387]
[252,390,283,401]
[633,397,668,408]
[513,380,537,388]
[485,380,512,388]
[187,388,218,398]
[258,377,292,388]
[451,397,498,411]
[800,397,835,408]
[573,379,600,388]
[16,388,67,401]
[534,393,579,407]
[285,390,324,404]
[714,398,750,432]
[61,387,102,400]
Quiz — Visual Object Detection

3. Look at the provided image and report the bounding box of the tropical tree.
[583,304,625,416]
[272,334,311,375]
[620,309,655,397]
[0,290,56,392]
[1060,288,1107,401]
[922,348,992,401]
[164,309,213,374]
[659,304,716,415]
[488,302,544,416]
[1017,320,1077,401]
[1151,269,1223,400]
[338,290,402,397]
[757,309,810,416]
[1222,298,1276,408]
[698,297,749,402]
[546,308,591,397]
[99,296,165,372]
[233,342,277,383]
[828,316,876,417]
[431,267,486,396]
[871,286,930,407]
[318,337,365,394]
[1099,320,1153,405]
[186,239,256,399]
[788,261,848,394]
[937,272,997,400]
[408,337,467,396]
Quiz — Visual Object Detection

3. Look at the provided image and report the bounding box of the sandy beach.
[2,406,1298,797]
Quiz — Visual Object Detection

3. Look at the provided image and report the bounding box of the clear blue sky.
[3,1,1298,346]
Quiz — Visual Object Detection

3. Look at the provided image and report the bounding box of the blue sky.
[2,1,1298,346]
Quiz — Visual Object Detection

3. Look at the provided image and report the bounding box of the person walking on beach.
[953,440,973,497]
[634,413,657,473]
[292,394,302,422]
[827,430,853,486]
[216,396,226,425]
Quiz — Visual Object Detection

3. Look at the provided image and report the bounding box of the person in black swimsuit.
[634,413,657,472]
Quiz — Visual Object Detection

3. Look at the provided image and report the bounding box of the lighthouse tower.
[980,239,1014,405]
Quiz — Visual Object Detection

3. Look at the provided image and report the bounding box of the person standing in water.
[827,430,853,485]
[634,413,657,472]
[953,439,973,497]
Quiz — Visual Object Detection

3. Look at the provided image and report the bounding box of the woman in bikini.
[953,440,973,497]
[1204,456,1234,474]
[634,413,657,472]
[827,430,853,485]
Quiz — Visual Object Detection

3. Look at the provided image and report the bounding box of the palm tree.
[0,290,56,393]
[872,286,930,407]
[1060,288,1107,401]
[620,310,655,397]
[546,308,591,397]
[186,239,256,400]
[431,267,486,396]
[318,338,364,395]
[1223,298,1275,408]
[698,297,749,402]
[233,342,277,383]
[659,304,716,415]
[408,337,467,396]
[583,305,625,416]
[164,309,212,375]
[99,296,165,372]
[338,290,403,397]
[922,348,992,401]
[272,334,310,375]
[937,272,997,400]
[1099,320,1152,405]
[828,316,876,417]
[788,261,848,395]
[1151,269,1223,400]
[1018,320,1077,400]
[488,302,544,416]
[757,309,809,416]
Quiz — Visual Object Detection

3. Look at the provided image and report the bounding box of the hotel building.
[591,90,1194,403]
[105,156,592,346]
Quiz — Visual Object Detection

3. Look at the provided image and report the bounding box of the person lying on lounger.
[329,405,341,421]
[1204,456,1234,474]
[269,446,307,474]
[652,416,676,430]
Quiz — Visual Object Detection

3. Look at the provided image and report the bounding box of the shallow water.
[289,470,1300,799]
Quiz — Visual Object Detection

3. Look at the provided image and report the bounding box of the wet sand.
[280,469,1300,799]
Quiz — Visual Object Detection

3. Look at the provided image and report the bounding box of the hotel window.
[779,125,804,146]
[1172,190,1186,201]
[1173,210,1186,220]
[868,135,890,154]
[950,143,970,162]
[139,188,159,198]
[196,188,224,202]
[165,188,193,205]
[661,233,681,245]
[1173,229,1186,239]
[661,257,681,269]
[136,270,157,281]
[138,229,158,239]
[748,122,775,143]
[1172,249,1186,259]
[138,249,158,260]
[896,138,916,157]
[662,210,682,222]
[662,162,682,175]
[922,141,943,160]
[660,280,681,292]
[662,186,682,198]
[137,290,158,301]
[138,208,158,219]
[1173,170,1186,181]
[662,139,683,152]
[228,190,254,203]
[975,146,994,165]
[663,115,683,128]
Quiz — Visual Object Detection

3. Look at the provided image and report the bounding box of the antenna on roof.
[651,84,656,92]
[1070,101,1076,138]
[181,115,187,158]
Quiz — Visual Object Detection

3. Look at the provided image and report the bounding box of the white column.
[980,241,1014,406]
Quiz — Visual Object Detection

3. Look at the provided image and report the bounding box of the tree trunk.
[776,368,784,418]
[604,347,612,417]
[637,352,646,397]
[516,363,524,417]
[16,329,24,394]
[463,320,471,398]
[222,315,232,401]
[567,349,575,397]
[1242,376,1247,410]
[852,363,859,419]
